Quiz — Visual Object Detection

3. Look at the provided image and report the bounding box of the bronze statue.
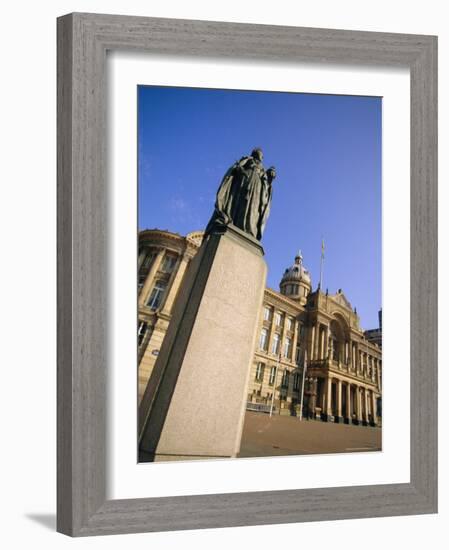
[205,148,276,241]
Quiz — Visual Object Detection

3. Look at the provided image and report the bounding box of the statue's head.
[251,148,263,162]
[267,166,276,182]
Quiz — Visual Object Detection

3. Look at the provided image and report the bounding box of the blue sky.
[138,86,382,330]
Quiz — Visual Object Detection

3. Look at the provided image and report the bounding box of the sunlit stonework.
[137,228,382,428]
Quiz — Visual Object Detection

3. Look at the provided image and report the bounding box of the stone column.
[267,311,276,356]
[356,386,363,424]
[314,325,320,360]
[291,320,299,364]
[310,325,315,361]
[160,254,190,315]
[138,248,165,307]
[363,387,369,425]
[320,378,326,411]
[139,224,267,461]
[280,314,288,359]
[319,326,324,359]
[325,376,333,421]
[336,379,343,423]
[371,390,377,426]
[346,383,351,422]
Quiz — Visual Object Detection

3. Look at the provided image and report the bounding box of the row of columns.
[308,323,381,384]
[322,376,377,425]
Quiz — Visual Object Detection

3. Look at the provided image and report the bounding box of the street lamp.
[298,349,308,421]
[269,352,282,418]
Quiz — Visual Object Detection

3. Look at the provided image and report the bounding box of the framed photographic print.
[57,12,437,536]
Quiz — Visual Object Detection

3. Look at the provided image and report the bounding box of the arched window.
[141,251,155,268]
[263,306,272,321]
[259,328,268,351]
[284,337,292,359]
[255,362,265,381]
[271,333,281,355]
[161,254,177,273]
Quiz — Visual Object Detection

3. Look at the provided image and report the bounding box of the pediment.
[331,291,352,310]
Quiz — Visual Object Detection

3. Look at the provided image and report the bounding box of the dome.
[279,250,312,304]
[280,251,312,287]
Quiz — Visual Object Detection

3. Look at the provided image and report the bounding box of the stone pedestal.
[139,224,267,461]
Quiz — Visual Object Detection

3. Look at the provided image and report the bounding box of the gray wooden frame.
[57,12,438,537]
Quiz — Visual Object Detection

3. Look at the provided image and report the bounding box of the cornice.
[264,287,305,315]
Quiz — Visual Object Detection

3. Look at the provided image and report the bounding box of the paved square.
[239,411,381,457]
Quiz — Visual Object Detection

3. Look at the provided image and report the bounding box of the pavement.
[238,411,382,458]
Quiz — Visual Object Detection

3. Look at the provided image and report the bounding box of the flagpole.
[319,238,325,290]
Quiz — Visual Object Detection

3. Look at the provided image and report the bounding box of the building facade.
[138,229,382,426]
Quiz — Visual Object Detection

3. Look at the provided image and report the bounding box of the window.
[284,337,292,359]
[293,372,300,390]
[142,251,155,268]
[281,370,289,388]
[259,328,268,351]
[138,251,155,290]
[271,333,280,355]
[274,312,283,327]
[255,362,265,381]
[269,366,276,385]
[286,317,294,331]
[146,280,166,310]
[295,346,302,363]
[161,254,177,273]
[263,306,272,321]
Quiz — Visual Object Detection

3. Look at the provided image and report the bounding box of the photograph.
[136,85,383,462]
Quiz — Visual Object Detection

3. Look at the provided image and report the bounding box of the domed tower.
[279,250,312,305]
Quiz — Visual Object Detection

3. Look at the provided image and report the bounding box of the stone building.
[137,229,204,402]
[365,309,383,348]
[138,229,382,426]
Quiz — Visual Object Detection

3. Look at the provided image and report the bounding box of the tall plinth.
[139,224,267,461]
